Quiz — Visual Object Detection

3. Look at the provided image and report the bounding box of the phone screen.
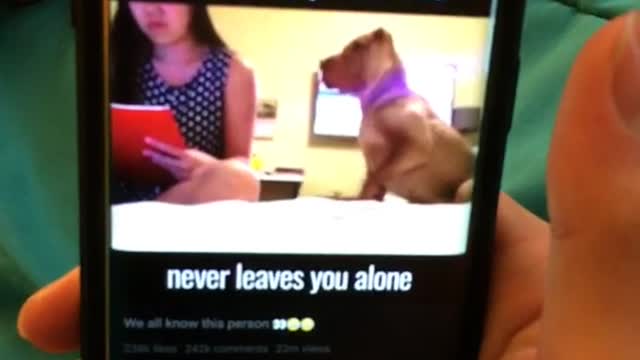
[105,0,503,358]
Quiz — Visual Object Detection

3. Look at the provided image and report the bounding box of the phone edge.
[75,1,528,359]
[76,0,109,359]
[460,0,527,358]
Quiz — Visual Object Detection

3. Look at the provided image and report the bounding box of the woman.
[110,1,259,204]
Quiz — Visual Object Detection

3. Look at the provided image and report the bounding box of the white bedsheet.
[111,197,471,256]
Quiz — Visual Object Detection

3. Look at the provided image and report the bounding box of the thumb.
[543,10,640,359]
[17,266,81,353]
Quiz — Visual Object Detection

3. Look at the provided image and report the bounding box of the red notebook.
[110,103,186,187]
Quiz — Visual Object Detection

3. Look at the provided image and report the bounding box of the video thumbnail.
[108,1,490,256]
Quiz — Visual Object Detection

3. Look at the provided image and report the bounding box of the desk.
[258,172,304,201]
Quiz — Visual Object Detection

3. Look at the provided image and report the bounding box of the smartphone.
[74,0,524,358]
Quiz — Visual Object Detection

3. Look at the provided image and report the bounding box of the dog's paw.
[373,189,387,202]
[359,184,386,201]
[359,191,386,202]
[359,174,387,201]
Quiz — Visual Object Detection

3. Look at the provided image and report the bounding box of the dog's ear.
[373,28,386,37]
[373,28,392,42]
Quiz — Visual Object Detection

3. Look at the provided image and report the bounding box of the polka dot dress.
[112,48,231,204]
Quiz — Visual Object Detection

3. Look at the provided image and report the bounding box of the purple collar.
[358,67,415,111]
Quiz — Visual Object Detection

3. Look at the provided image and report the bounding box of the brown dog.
[320,28,475,203]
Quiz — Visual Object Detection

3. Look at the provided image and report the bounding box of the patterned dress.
[111,48,231,204]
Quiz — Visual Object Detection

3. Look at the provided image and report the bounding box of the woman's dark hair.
[110,1,229,103]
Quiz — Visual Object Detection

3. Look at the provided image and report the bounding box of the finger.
[17,267,80,353]
[479,193,549,360]
[543,11,640,359]
[143,149,188,171]
[184,149,220,165]
[145,136,182,157]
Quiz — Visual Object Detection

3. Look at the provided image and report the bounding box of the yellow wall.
[210,6,489,197]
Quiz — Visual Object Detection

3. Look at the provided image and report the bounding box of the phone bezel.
[74,1,525,359]
[460,0,525,357]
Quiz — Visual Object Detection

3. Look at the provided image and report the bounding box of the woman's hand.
[15,10,640,359]
[142,137,217,181]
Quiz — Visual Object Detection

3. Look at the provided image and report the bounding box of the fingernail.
[613,11,640,135]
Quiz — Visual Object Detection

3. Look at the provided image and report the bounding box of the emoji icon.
[287,317,301,332]
[272,318,287,331]
[301,317,315,332]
